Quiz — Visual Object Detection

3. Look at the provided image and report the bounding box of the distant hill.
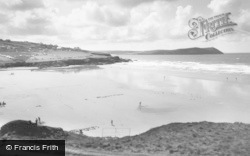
[103,47,223,55]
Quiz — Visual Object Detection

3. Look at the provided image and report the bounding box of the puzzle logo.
[188,12,237,41]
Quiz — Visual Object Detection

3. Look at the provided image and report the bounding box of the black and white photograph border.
[0,0,250,155]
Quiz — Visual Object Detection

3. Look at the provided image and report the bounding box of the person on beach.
[139,102,142,110]
[35,117,42,126]
[111,120,114,126]
[79,129,83,135]
[35,118,38,125]
[38,117,41,124]
[0,101,6,107]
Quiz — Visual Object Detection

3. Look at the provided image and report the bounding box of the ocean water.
[119,53,250,75]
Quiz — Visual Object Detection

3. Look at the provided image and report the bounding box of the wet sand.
[0,62,250,137]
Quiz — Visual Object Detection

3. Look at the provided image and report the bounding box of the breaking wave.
[130,60,250,75]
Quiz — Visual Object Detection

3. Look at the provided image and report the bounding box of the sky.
[0,0,250,53]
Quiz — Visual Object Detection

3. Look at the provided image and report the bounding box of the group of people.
[0,101,6,107]
[226,77,238,81]
[110,102,144,127]
[35,117,42,125]
[138,102,146,111]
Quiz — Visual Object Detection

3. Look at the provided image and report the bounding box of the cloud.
[208,0,235,13]
[108,1,172,42]
[63,0,177,8]
[207,0,250,33]
[207,0,250,14]
[0,12,10,24]
[63,1,130,27]
[116,0,159,7]
[0,0,249,52]
[0,7,57,36]
[104,8,131,26]
[115,0,176,8]
[56,0,192,43]
[169,5,193,39]
[0,0,45,10]
[0,0,182,42]
[238,10,250,32]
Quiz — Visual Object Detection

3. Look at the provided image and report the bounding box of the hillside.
[1,120,250,156]
[0,39,129,68]
[102,47,223,55]
[0,120,66,139]
[138,47,223,55]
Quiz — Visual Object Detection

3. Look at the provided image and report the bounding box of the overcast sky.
[0,0,250,53]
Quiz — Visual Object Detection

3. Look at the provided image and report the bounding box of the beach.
[1,54,250,137]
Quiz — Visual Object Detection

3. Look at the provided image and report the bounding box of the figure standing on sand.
[139,102,142,110]
[138,102,148,111]
[111,120,114,126]
[0,101,6,107]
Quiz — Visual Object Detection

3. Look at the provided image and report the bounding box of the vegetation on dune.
[1,120,250,155]
[0,120,66,139]
[66,122,250,155]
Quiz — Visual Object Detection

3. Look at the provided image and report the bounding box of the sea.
[118,53,250,75]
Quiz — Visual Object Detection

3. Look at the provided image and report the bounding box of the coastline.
[0,56,130,69]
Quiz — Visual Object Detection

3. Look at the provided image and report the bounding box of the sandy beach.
[1,58,250,137]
